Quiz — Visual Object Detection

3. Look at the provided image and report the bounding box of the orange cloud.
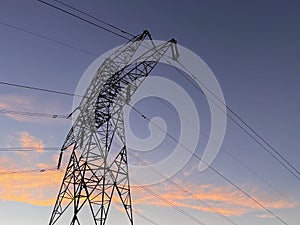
[131,182,296,217]
[0,169,63,206]
[0,151,296,218]
[19,131,44,152]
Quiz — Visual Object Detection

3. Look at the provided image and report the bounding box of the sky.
[0,0,300,225]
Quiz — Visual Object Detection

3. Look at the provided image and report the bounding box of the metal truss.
[49,31,179,225]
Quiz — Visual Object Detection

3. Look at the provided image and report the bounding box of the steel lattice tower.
[49,31,179,225]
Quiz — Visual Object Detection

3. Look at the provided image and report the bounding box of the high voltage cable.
[164,54,300,182]
[231,107,300,178]
[0,21,99,56]
[53,0,135,37]
[127,151,239,225]
[153,68,300,209]
[8,0,298,183]
[223,148,300,209]
[0,80,78,120]
[132,178,206,225]
[0,109,70,119]
[172,61,300,181]
[0,81,81,97]
[0,167,58,175]
[110,141,237,225]
[0,147,61,152]
[134,211,159,225]
[36,0,131,40]
[128,103,289,225]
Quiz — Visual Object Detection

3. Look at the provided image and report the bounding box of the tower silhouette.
[49,31,178,225]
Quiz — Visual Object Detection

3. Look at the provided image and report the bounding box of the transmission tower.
[49,31,179,225]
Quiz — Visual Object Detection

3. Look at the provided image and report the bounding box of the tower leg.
[49,151,81,225]
[111,146,134,225]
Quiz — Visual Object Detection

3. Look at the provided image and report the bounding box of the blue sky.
[0,0,299,225]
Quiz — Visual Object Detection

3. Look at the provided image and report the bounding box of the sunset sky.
[0,0,300,225]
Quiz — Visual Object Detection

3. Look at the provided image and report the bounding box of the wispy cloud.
[19,131,44,152]
[0,151,296,217]
[0,131,63,206]
[0,169,63,206]
[0,94,34,122]
[0,94,32,108]
[0,164,294,217]
[131,182,295,217]
[0,93,70,123]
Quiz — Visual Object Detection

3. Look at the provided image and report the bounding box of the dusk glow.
[0,1,299,225]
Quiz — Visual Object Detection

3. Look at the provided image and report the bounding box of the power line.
[153,80,300,210]
[0,109,70,119]
[0,80,79,120]
[231,107,300,177]
[0,80,81,97]
[53,0,135,37]
[223,148,300,209]
[134,211,159,225]
[0,21,99,56]
[128,103,289,225]
[0,146,61,152]
[0,167,58,175]
[128,151,238,225]
[172,61,300,181]
[36,0,131,40]
[110,141,237,225]
[132,179,206,225]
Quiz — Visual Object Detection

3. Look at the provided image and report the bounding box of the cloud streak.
[0,160,295,218]
[0,169,63,206]
[0,94,35,122]
[131,182,295,217]
[19,131,44,152]
[0,93,70,124]
[0,130,296,218]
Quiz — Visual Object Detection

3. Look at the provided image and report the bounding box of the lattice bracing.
[49,31,178,225]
